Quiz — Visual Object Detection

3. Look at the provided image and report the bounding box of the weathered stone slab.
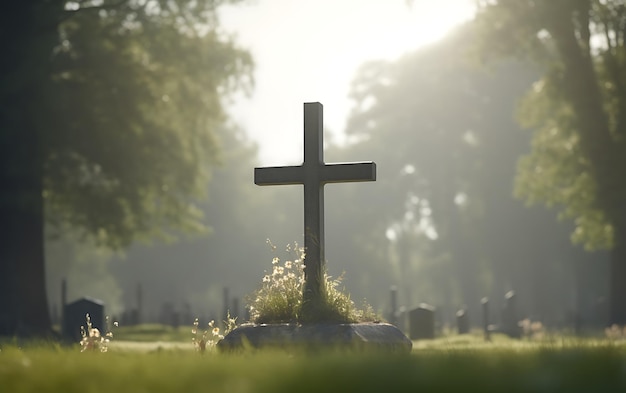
[217,322,412,354]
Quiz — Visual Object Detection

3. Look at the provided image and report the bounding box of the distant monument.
[63,297,104,343]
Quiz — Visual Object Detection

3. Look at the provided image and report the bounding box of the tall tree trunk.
[0,149,51,336]
[0,1,59,337]
[609,210,626,325]
[548,6,626,327]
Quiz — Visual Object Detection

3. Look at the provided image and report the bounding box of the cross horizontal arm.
[255,165,304,186]
[321,162,376,183]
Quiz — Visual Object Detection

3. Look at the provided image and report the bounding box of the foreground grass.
[2,335,626,392]
[112,323,191,342]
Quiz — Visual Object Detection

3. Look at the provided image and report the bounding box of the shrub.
[247,240,379,324]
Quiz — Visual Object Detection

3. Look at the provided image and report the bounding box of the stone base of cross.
[254,102,376,320]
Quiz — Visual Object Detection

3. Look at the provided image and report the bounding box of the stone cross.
[254,102,376,315]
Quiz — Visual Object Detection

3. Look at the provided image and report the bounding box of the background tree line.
[3,1,624,337]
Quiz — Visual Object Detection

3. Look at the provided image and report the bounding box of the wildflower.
[79,314,116,353]
[263,275,270,283]
[285,261,293,269]
[272,257,280,265]
[212,327,220,336]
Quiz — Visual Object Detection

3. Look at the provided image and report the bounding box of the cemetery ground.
[2,329,626,392]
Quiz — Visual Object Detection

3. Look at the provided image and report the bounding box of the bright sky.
[219,0,476,166]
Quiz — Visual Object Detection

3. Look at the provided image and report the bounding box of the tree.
[475,0,626,324]
[0,0,252,337]
[324,23,598,323]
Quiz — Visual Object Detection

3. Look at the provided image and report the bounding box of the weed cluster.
[605,324,626,340]
[247,240,379,324]
[520,318,545,340]
[80,314,117,352]
[192,313,237,353]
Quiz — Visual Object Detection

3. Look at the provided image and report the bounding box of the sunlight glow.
[220,1,476,165]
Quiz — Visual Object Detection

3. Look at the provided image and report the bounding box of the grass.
[2,333,626,392]
[112,323,192,342]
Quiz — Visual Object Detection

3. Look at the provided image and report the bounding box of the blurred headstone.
[389,286,398,326]
[63,297,104,343]
[182,302,192,325]
[481,297,491,341]
[129,309,139,325]
[397,306,407,334]
[60,278,67,332]
[456,308,469,334]
[136,282,143,324]
[160,302,175,326]
[222,287,230,322]
[502,290,521,338]
[409,303,435,340]
[50,304,59,326]
[231,297,239,321]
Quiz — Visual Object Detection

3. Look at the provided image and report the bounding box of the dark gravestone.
[62,297,104,343]
[397,306,407,333]
[171,311,180,328]
[60,278,67,327]
[160,302,177,326]
[136,283,143,324]
[502,290,521,338]
[182,302,192,325]
[129,309,139,325]
[409,303,435,340]
[50,304,59,326]
[255,102,376,317]
[389,286,398,327]
[232,298,240,321]
[481,297,491,341]
[456,309,470,334]
[222,287,230,322]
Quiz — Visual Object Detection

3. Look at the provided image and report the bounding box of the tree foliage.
[43,0,253,248]
[475,0,626,324]
[325,24,592,321]
[0,0,252,336]
[476,0,626,250]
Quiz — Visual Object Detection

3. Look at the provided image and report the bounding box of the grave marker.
[409,303,435,340]
[389,286,398,326]
[62,297,104,343]
[481,297,491,341]
[502,290,521,338]
[456,308,469,334]
[136,282,143,324]
[254,102,376,316]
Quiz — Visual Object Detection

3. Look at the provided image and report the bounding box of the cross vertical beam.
[254,102,376,320]
[302,103,324,306]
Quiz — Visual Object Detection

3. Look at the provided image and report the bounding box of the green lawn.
[112,323,192,342]
[2,332,626,392]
